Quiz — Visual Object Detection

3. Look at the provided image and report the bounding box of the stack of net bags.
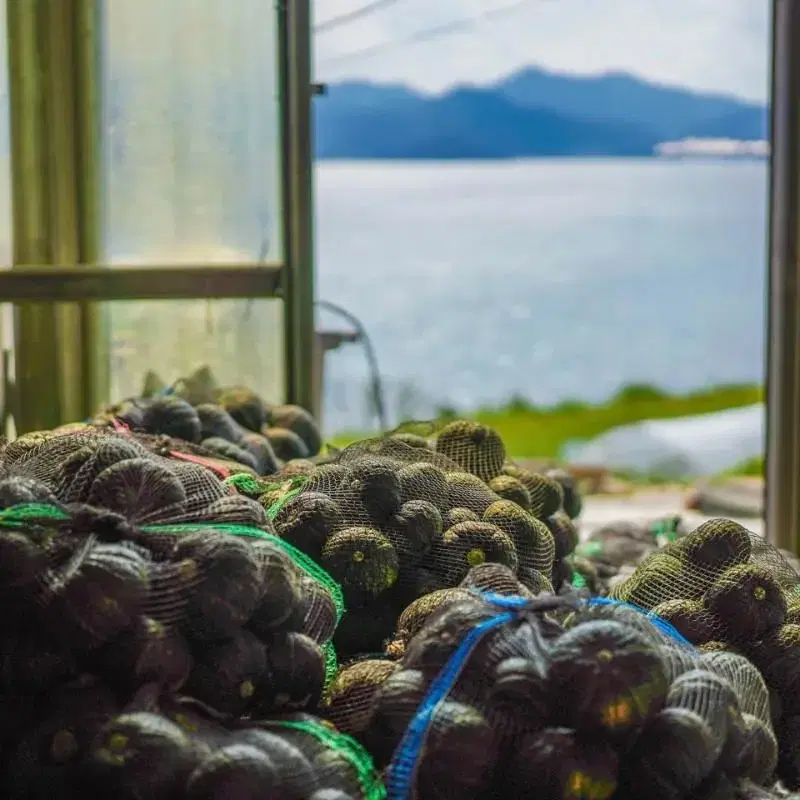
[95,370,325,477]
[0,420,386,796]
[609,518,800,790]
[325,568,786,800]
[262,419,584,658]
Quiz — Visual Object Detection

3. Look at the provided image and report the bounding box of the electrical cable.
[318,0,539,67]
[315,299,388,432]
[315,0,404,35]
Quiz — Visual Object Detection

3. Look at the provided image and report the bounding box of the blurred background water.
[317,158,768,432]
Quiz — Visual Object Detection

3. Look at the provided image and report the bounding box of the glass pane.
[109,299,285,405]
[99,1,285,408]
[100,0,282,264]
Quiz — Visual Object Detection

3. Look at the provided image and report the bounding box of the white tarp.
[562,403,764,478]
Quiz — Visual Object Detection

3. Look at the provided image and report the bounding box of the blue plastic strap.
[472,589,534,609]
[586,596,695,649]
[385,610,515,800]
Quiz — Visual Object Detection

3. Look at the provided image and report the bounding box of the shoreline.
[331,382,763,463]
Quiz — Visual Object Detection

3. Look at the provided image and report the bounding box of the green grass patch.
[330,382,763,460]
[717,455,764,479]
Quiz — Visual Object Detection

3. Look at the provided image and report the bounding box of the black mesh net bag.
[93,381,323,474]
[0,426,272,528]
[608,518,800,789]
[6,682,385,799]
[325,586,782,800]
[0,502,344,737]
[257,420,577,660]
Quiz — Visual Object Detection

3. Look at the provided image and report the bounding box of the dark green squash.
[385,500,442,569]
[87,712,205,800]
[262,427,310,462]
[184,629,267,716]
[5,680,119,800]
[47,542,150,650]
[275,492,343,560]
[252,631,326,714]
[321,527,399,600]
[547,620,668,736]
[397,462,447,505]
[434,420,506,482]
[185,744,279,799]
[323,658,398,737]
[500,727,618,800]
[267,404,322,457]
[432,520,517,584]
[703,564,786,641]
[141,395,202,443]
[87,457,187,520]
[411,701,497,799]
[502,465,564,519]
[487,474,531,511]
[195,403,243,443]
[173,532,263,641]
[216,386,270,433]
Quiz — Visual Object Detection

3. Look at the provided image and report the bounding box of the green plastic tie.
[571,572,587,589]
[223,473,274,499]
[0,503,71,528]
[650,516,680,542]
[265,476,309,520]
[575,540,604,558]
[322,641,339,689]
[271,719,386,800]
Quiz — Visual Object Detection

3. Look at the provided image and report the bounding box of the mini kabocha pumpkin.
[434,420,506,483]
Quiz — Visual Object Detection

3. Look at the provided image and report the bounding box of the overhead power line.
[317,0,539,66]
[314,0,403,35]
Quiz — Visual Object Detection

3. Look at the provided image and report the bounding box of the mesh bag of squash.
[0,501,343,723]
[267,420,581,659]
[609,517,800,789]
[4,677,385,799]
[325,582,779,800]
[0,426,277,528]
[95,383,324,476]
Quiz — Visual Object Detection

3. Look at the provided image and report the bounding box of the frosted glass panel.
[110,299,285,405]
[100,0,281,264]
[100,0,285,405]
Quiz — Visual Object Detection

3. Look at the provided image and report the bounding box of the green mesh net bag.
[609,517,800,789]
[0,503,344,723]
[261,419,580,660]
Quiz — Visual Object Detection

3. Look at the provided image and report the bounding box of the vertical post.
[6,0,103,432]
[765,0,800,552]
[75,0,107,419]
[279,0,316,412]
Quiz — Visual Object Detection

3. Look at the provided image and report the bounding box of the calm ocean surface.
[315,159,768,431]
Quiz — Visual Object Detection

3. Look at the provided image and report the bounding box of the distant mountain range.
[314,67,768,160]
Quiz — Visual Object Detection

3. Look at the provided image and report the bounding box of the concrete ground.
[580,490,765,538]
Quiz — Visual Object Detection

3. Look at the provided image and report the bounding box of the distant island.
[314,66,768,160]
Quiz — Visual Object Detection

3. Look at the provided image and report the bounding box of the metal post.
[279,0,316,412]
[74,0,107,420]
[765,0,800,552]
[5,0,103,432]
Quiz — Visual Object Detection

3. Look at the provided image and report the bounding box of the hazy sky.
[314,0,771,102]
